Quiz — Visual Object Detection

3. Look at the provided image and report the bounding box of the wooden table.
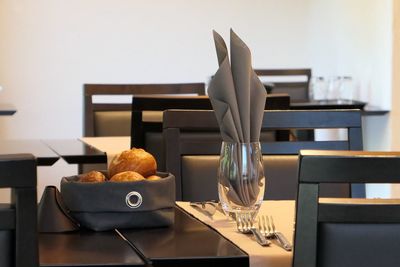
[43,139,106,164]
[0,103,17,116]
[290,100,389,116]
[39,207,248,267]
[39,231,145,267]
[0,140,59,166]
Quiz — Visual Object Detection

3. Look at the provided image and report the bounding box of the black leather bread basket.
[61,171,175,231]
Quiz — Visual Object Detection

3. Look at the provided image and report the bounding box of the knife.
[190,201,218,218]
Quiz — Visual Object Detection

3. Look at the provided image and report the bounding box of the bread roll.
[146,175,161,181]
[80,171,106,183]
[109,148,157,177]
[110,171,145,182]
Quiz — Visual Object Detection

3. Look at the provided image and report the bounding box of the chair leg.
[12,188,38,267]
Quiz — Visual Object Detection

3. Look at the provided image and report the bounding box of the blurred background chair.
[0,154,38,267]
[163,109,362,201]
[294,150,400,267]
[130,94,290,171]
[131,95,212,171]
[80,83,205,173]
[255,68,312,102]
[83,83,206,137]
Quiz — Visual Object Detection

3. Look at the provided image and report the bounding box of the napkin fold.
[208,29,267,143]
[208,30,267,207]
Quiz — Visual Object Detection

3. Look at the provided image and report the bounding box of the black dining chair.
[294,150,400,267]
[0,154,38,267]
[80,83,205,173]
[130,95,212,171]
[255,68,311,102]
[130,94,290,171]
[163,109,363,201]
[83,83,206,137]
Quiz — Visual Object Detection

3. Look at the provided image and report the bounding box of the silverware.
[190,201,218,218]
[236,213,270,247]
[260,215,292,251]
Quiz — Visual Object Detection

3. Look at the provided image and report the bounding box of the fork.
[258,215,274,238]
[261,215,292,251]
[236,213,270,247]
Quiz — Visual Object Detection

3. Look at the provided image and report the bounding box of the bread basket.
[60,171,175,231]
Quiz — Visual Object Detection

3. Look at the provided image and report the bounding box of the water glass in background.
[309,76,328,100]
[327,76,342,100]
[339,76,353,101]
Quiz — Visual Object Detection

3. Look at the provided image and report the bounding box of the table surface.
[0,103,16,115]
[39,230,145,267]
[43,139,106,164]
[39,206,248,267]
[178,201,295,267]
[291,99,389,115]
[0,140,59,166]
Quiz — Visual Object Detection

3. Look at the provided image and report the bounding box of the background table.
[0,103,17,116]
[0,140,59,166]
[290,100,389,116]
[43,139,106,164]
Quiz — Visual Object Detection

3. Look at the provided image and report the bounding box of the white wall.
[0,0,394,199]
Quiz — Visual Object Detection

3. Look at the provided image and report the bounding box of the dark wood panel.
[43,139,106,164]
[299,150,400,183]
[0,154,36,187]
[0,103,17,115]
[119,207,248,267]
[39,231,145,267]
[0,141,59,166]
[84,83,206,136]
[319,203,400,223]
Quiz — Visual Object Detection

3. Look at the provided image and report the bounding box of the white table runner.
[176,201,295,267]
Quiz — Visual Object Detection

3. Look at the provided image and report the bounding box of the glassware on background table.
[218,142,265,219]
[327,76,342,100]
[309,76,328,100]
[338,76,353,101]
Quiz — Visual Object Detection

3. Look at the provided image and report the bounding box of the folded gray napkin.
[208,29,267,143]
[208,30,267,207]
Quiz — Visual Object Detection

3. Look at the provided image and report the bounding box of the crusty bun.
[80,171,106,183]
[146,175,161,181]
[109,148,157,177]
[110,171,145,182]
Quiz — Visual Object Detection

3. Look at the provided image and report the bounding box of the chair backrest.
[162,109,362,201]
[131,94,290,171]
[83,83,206,137]
[130,95,212,171]
[255,68,311,102]
[294,150,400,267]
[0,154,38,267]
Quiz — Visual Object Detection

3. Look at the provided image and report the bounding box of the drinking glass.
[339,76,353,101]
[218,142,265,219]
[327,76,342,100]
[310,76,328,100]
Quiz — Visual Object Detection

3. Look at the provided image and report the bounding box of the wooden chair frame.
[0,154,38,267]
[294,150,400,267]
[83,83,206,136]
[163,109,363,200]
[255,68,312,102]
[130,94,290,148]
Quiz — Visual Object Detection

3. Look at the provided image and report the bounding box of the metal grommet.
[125,191,143,209]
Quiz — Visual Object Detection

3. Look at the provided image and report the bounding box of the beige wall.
[391,0,400,197]
[392,0,400,150]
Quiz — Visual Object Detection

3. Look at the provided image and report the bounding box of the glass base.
[220,201,261,220]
